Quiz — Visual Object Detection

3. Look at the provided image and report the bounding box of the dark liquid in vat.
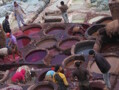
[25,50,47,62]
[35,85,53,90]
[23,28,41,35]
[17,37,31,48]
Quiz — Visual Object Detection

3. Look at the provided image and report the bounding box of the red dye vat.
[17,37,31,48]
[60,40,79,50]
[25,50,47,62]
[23,28,41,35]
[51,54,68,65]
[35,85,53,90]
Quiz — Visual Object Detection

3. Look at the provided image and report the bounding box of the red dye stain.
[25,50,47,62]
[17,37,31,48]
[1,54,20,64]
[60,40,79,50]
[23,28,41,35]
[51,54,68,65]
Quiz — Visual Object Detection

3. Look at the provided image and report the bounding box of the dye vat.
[23,27,41,36]
[62,55,85,68]
[94,16,113,25]
[72,40,95,56]
[90,54,119,74]
[25,50,47,63]
[85,24,105,40]
[51,54,69,65]
[17,36,31,48]
[45,27,66,40]
[36,38,57,49]
[31,81,56,90]
[101,42,119,53]
[68,24,89,36]
[34,85,53,90]
[58,38,80,51]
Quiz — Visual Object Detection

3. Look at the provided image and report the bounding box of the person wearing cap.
[14,1,27,30]
[12,65,36,84]
[44,66,55,82]
[88,50,111,90]
[72,61,91,90]
[2,15,11,33]
[11,69,26,84]
[53,65,69,90]
[57,1,69,23]
[16,65,31,82]
[6,33,21,61]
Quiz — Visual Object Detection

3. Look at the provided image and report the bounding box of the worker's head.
[60,1,64,5]
[5,15,9,19]
[89,50,95,57]
[74,61,81,68]
[14,1,18,7]
[55,65,62,72]
[51,66,55,71]
[6,33,11,38]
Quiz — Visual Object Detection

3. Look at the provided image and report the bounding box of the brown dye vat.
[68,24,89,36]
[25,50,47,63]
[101,20,113,24]
[23,27,41,36]
[34,85,54,90]
[59,38,80,50]
[101,42,119,53]
[62,55,85,69]
[36,39,57,49]
[90,55,119,74]
[17,36,31,48]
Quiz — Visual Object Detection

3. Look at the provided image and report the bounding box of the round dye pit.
[68,24,89,36]
[90,54,119,74]
[72,40,95,55]
[85,24,105,39]
[62,55,85,68]
[36,38,57,49]
[34,85,54,90]
[17,36,31,48]
[51,54,69,65]
[25,50,47,63]
[101,42,119,53]
[45,27,66,39]
[95,16,113,25]
[23,27,41,36]
[59,38,80,50]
